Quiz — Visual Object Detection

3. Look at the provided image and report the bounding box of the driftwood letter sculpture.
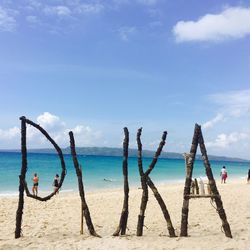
[15,116,66,238]
[113,127,129,236]
[180,124,232,238]
[15,117,232,240]
[136,128,176,237]
[69,131,100,237]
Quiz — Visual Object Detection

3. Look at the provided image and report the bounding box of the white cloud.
[71,125,92,135]
[27,126,38,141]
[209,89,250,117]
[173,6,250,42]
[148,139,160,147]
[0,6,16,32]
[42,2,104,17]
[26,0,42,10]
[0,126,19,139]
[37,112,64,131]
[202,113,224,129]
[43,5,71,17]
[21,2,105,32]
[118,26,136,41]
[202,89,250,158]
[206,132,249,148]
[1,0,158,33]
[26,112,64,145]
[64,125,102,146]
[76,3,104,14]
[0,112,103,148]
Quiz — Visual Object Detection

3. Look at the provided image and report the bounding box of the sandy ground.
[0,179,249,250]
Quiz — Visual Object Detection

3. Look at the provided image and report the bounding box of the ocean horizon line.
[0,148,249,163]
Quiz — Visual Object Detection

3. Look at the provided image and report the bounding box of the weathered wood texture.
[15,116,67,238]
[194,178,199,195]
[198,125,232,238]
[146,177,176,237]
[69,131,100,237]
[113,127,130,236]
[23,117,66,201]
[180,124,232,238]
[180,124,199,237]
[185,194,221,199]
[136,129,176,237]
[136,128,148,236]
[15,117,27,238]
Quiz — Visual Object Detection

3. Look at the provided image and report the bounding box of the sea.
[0,151,249,196]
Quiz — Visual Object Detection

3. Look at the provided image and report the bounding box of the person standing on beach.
[220,166,227,184]
[247,169,250,184]
[53,174,60,193]
[32,173,39,196]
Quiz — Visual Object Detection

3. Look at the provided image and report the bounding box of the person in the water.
[103,178,112,182]
[32,173,39,196]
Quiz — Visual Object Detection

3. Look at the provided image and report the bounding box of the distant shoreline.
[1,148,250,163]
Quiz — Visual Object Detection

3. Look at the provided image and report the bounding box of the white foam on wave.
[0,192,19,197]
[0,188,76,197]
[153,179,185,186]
[240,176,247,179]
[60,189,75,193]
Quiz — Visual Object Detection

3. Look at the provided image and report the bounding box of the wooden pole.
[136,128,148,236]
[81,203,84,235]
[194,178,199,194]
[69,131,100,237]
[180,124,232,238]
[185,194,221,199]
[136,129,175,237]
[25,118,66,194]
[20,117,67,202]
[180,124,199,237]
[198,125,232,238]
[146,177,176,237]
[80,165,84,235]
[15,117,27,238]
[113,127,130,236]
[15,116,67,238]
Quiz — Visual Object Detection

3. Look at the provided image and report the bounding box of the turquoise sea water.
[0,152,249,196]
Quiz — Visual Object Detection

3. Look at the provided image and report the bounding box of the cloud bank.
[202,113,224,129]
[173,7,250,42]
[203,89,250,152]
[206,132,249,148]
[0,6,17,32]
[0,112,102,149]
[209,89,250,117]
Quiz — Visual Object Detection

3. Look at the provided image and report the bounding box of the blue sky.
[0,0,250,159]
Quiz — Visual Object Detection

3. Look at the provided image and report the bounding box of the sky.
[0,0,250,159]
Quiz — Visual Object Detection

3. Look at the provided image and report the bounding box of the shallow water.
[0,151,249,195]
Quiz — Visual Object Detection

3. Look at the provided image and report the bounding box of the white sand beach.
[0,179,249,250]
